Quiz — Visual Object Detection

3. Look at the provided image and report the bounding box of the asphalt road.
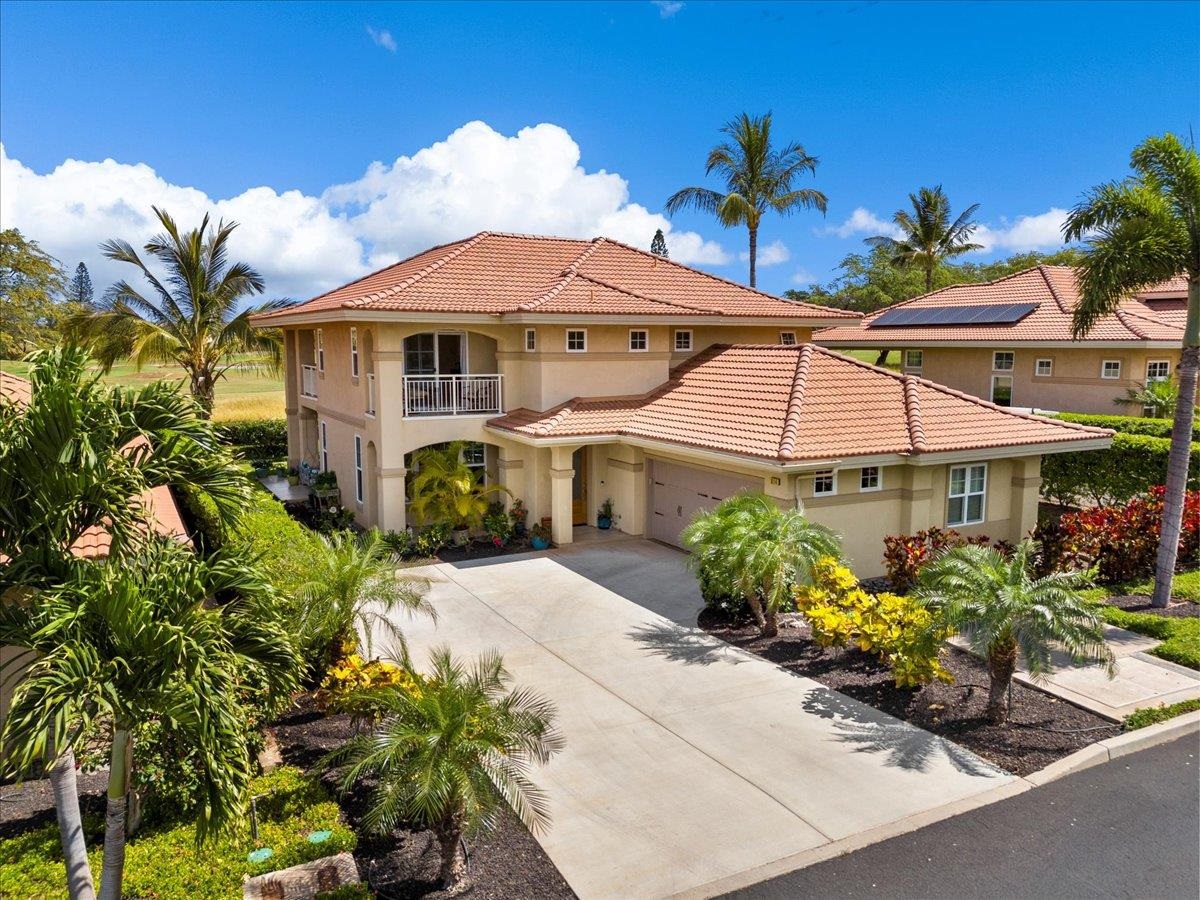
[726,734,1200,900]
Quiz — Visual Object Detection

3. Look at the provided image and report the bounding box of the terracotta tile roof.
[813,266,1184,346]
[1134,276,1188,299]
[487,344,1110,463]
[1136,297,1189,329]
[251,232,860,323]
[1,370,33,406]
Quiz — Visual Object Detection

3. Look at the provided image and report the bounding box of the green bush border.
[1123,698,1200,731]
[1053,412,1198,441]
[1041,432,1200,506]
[216,417,287,464]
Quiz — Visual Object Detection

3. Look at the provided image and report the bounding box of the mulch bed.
[698,609,1121,777]
[1105,595,1200,619]
[272,693,575,900]
[0,769,108,842]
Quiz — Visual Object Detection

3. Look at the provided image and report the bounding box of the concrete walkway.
[386,540,1016,900]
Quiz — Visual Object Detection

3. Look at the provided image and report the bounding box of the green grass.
[1119,570,1200,603]
[837,349,900,369]
[1123,698,1200,731]
[1093,605,1200,671]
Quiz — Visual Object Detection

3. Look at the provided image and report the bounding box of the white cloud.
[366,26,397,52]
[824,207,902,240]
[791,267,818,287]
[651,1,685,18]
[972,208,1069,252]
[739,239,789,267]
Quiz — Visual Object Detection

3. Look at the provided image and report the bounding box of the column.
[550,444,577,545]
[376,467,407,533]
[1009,456,1042,542]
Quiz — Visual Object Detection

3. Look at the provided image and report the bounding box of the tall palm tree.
[865,186,983,292]
[1064,133,1199,609]
[666,112,827,287]
[66,207,290,415]
[326,648,563,890]
[915,541,1114,724]
[681,492,841,637]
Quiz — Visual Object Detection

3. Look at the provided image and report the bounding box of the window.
[525,328,536,352]
[462,442,486,484]
[991,375,1013,407]
[948,463,987,526]
[904,350,923,371]
[779,331,797,346]
[316,329,325,372]
[813,469,836,496]
[993,351,1014,371]
[354,435,364,505]
[629,329,649,352]
[1101,359,1122,380]
[860,466,881,492]
[404,333,436,374]
[319,421,329,472]
[566,329,587,352]
[1146,360,1171,382]
[350,327,360,378]
[1035,358,1053,377]
[674,329,693,351]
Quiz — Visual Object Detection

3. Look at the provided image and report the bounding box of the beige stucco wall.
[670,325,814,366]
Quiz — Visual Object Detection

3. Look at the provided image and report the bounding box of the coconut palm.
[865,186,983,293]
[915,541,1114,724]
[326,648,563,890]
[1064,134,1200,608]
[407,442,511,532]
[65,207,290,415]
[681,492,841,637]
[1116,377,1179,418]
[666,112,827,287]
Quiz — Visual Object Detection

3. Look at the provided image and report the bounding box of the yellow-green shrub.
[316,653,423,720]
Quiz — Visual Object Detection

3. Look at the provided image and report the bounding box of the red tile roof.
[1,370,33,406]
[251,232,860,324]
[487,344,1110,463]
[814,266,1184,346]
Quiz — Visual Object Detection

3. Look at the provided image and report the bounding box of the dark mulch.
[433,539,538,565]
[698,609,1120,777]
[0,769,108,841]
[272,694,575,900]
[1104,595,1200,619]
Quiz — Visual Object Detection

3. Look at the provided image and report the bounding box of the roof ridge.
[901,376,929,453]
[347,231,493,308]
[517,238,608,312]
[1112,306,1151,339]
[777,345,812,460]
[1038,264,1072,314]
[571,272,721,315]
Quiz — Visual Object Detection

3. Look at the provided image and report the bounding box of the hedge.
[1053,411,1199,442]
[216,417,287,464]
[1041,432,1200,506]
[228,487,324,600]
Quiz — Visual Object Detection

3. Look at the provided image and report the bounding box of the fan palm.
[865,186,983,293]
[65,206,291,415]
[1064,133,1200,608]
[407,442,511,531]
[915,541,1114,724]
[325,648,563,890]
[666,112,827,287]
[681,492,841,637]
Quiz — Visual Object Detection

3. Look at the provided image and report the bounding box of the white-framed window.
[860,466,881,492]
[350,327,360,378]
[674,329,693,351]
[316,328,325,372]
[319,421,329,472]
[1146,360,1171,382]
[566,329,587,352]
[1101,359,1122,380]
[991,375,1013,407]
[354,434,364,505]
[992,351,1014,372]
[813,469,836,496]
[1035,358,1053,377]
[779,331,798,346]
[947,463,987,526]
[629,329,649,352]
[904,349,923,371]
[524,328,536,352]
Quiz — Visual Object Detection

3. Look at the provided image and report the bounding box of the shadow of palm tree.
[802,687,1005,778]
[627,620,752,666]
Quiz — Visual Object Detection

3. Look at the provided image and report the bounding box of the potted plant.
[286,466,301,486]
[597,498,614,530]
[530,521,552,551]
[509,498,528,537]
[407,442,512,547]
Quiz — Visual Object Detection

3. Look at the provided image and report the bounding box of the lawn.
[0,358,284,421]
[839,348,899,369]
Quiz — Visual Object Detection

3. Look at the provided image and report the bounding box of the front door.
[571,448,588,525]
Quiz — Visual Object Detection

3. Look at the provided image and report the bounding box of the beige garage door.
[648,459,759,548]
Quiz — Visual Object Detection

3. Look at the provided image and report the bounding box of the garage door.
[647,459,759,548]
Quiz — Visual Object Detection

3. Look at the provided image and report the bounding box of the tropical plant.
[666,112,826,287]
[1116,376,1180,418]
[64,207,291,415]
[0,228,67,357]
[407,442,511,531]
[914,541,1114,724]
[325,649,563,890]
[1064,133,1200,608]
[681,492,841,637]
[865,186,983,293]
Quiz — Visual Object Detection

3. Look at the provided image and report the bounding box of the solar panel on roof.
[868,302,1038,329]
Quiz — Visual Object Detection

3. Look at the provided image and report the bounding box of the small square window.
[813,469,836,496]
[860,466,881,492]
[1146,360,1170,382]
[904,350,923,371]
[1035,358,1053,377]
[566,329,587,352]
[1101,359,1122,380]
[993,351,1014,371]
[629,329,649,352]
[779,331,798,346]
[525,329,536,352]
[991,375,1013,407]
[674,329,693,351]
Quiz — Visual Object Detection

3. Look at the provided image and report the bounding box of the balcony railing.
[366,373,376,415]
[301,365,318,399]
[403,374,503,417]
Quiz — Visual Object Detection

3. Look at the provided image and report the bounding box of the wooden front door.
[571,448,588,525]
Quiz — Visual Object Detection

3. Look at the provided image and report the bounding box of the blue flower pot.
[597,516,612,530]
[531,536,550,550]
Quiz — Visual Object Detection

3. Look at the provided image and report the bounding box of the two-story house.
[251,232,1110,577]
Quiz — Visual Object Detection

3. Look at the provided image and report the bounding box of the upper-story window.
[860,466,881,492]
[629,329,649,352]
[813,469,836,496]
[1101,359,1122,380]
[904,350,923,371]
[993,351,1014,371]
[674,329,693,351]
[350,327,360,378]
[1036,358,1053,377]
[779,331,797,346]
[316,328,325,372]
[525,328,536,352]
[566,329,587,352]
[1146,360,1171,382]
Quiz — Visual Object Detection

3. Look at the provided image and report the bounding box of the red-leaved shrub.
[883,526,996,593]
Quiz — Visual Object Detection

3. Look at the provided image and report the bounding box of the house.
[812,265,1185,415]
[251,233,1111,577]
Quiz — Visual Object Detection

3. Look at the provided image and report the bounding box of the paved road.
[727,735,1200,900]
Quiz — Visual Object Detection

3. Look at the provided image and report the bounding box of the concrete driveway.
[388,538,1018,899]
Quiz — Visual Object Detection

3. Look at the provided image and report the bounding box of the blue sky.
[1,0,1196,300]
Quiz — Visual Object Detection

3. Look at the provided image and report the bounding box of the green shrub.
[229,488,323,599]
[1040,432,1200,506]
[1123,698,1200,731]
[1053,412,1197,441]
[217,417,287,464]
[1096,605,1200,670]
[175,481,228,551]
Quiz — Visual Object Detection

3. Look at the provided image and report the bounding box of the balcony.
[403,374,503,417]
[301,365,318,399]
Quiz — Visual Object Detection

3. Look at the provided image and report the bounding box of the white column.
[376,467,408,533]
[550,444,577,545]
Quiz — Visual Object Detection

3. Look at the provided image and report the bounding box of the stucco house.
[251,233,1110,578]
[813,265,1185,415]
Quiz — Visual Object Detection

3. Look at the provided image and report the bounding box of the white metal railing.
[301,365,318,398]
[366,373,376,415]
[403,374,503,417]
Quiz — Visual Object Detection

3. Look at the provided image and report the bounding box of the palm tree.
[1064,134,1200,609]
[681,492,841,637]
[294,528,433,679]
[915,541,1114,724]
[1116,377,1179,418]
[326,648,563,890]
[65,207,291,415]
[665,112,827,287]
[408,442,511,534]
[865,186,983,293]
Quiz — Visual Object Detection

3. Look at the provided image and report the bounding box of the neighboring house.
[252,233,1110,577]
[813,265,1185,415]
